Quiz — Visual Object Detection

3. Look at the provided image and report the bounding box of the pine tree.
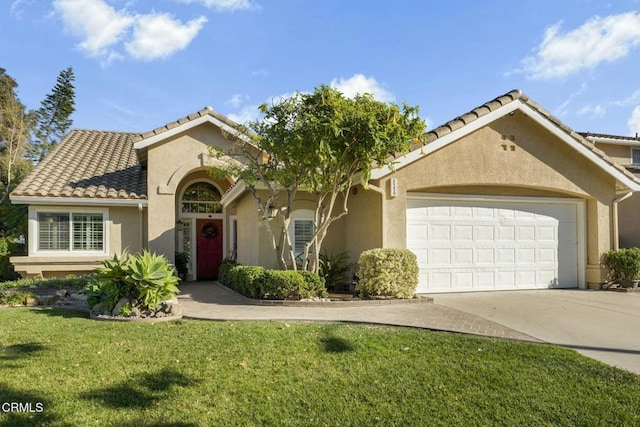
[30,67,75,162]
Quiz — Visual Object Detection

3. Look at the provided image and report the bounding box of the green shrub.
[0,290,35,306]
[228,265,265,298]
[86,250,180,313]
[222,265,327,300]
[261,270,327,300]
[602,248,640,282]
[319,251,353,291]
[218,258,239,286]
[0,237,20,282]
[174,252,190,278]
[356,248,418,299]
[0,275,91,291]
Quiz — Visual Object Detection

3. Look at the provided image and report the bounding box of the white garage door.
[407,195,583,293]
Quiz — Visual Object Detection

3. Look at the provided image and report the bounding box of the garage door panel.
[408,196,580,293]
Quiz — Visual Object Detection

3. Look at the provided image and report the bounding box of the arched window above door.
[181,182,222,214]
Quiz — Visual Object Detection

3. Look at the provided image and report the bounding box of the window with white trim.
[37,212,104,252]
[632,148,640,165]
[289,209,315,257]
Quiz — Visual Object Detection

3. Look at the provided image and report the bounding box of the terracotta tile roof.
[408,89,640,184]
[131,106,241,143]
[11,130,146,200]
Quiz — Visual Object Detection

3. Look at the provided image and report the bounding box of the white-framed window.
[31,207,108,255]
[181,182,222,214]
[632,148,640,165]
[289,209,315,257]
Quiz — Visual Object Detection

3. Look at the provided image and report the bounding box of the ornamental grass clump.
[356,248,418,299]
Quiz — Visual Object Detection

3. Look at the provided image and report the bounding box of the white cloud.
[227,104,260,124]
[612,89,640,107]
[514,12,640,79]
[225,94,250,108]
[577,104,606,118]
[176,0,254,12]
[125,13,207,61]
[54,0,209,63]
[54,0,134,59]
[629,106,640,136]
[330,74,395,102]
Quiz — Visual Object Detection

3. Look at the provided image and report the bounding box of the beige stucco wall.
[375,112,619,287]
[110,206,144,254]
[619,193,640,248]
[234,189,348,268]
[146,123,236,264]
[596,142,634,166]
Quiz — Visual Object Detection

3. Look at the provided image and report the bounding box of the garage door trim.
[406,193,586,292]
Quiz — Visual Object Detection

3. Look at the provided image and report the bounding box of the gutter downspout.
[611,191,633,250]
[138,202,144,251]
[363,182,386,247]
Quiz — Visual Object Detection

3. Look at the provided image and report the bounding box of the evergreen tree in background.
[30,66,75,162]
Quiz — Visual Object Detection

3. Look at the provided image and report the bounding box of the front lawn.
[0,308,638,426]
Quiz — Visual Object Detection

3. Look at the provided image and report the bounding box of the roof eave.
[10,196,149,207]
[370,100,640,192]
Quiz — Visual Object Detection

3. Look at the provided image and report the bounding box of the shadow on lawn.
[0,384,70,427]
[29,307,88,319]
[81,368,200,410]
[0,342,48,371]
[320,325,355,353]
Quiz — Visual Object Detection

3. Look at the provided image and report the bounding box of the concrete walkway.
[177,282,540,342]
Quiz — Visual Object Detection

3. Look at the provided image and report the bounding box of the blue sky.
[2,0,639,136]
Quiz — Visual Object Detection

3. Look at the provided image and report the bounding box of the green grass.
[0,308,638,426]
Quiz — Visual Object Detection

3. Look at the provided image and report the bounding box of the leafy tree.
[30,66,75,162]
[211,85,425,272]
[0,68,33,206]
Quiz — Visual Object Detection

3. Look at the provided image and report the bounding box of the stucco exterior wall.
[596,142,634,166]
[619,193,640,248]
[109,206,144,254]
[376,112,618,287]
[343,185,382,262]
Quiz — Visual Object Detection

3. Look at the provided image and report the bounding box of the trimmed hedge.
[602,247,640,282]
[355,248,418,299]
[220,264,327,300]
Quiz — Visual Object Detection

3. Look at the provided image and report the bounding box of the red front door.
[196,219,223,280]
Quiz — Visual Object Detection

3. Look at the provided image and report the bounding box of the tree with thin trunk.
[0,68,32,206]
[30,66,75,162]
[211,85,425,273]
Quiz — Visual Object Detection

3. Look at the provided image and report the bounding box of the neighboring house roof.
[11,130,147,205]
[371,89,640,191]
[580,132,640,146]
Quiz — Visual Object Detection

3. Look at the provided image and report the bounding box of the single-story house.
[10,90,640,293]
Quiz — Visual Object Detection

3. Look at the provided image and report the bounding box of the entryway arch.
[177,178,225,280]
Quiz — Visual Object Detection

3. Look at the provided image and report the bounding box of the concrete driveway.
[430,290,640,374]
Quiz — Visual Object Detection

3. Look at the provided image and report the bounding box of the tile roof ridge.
[422,89,526,143]
[131,105,241,143]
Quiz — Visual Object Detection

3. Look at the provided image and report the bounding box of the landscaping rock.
[131,307,142,317]
[54,289,68,298]
[112,298,130,316]
[92,303,104,314]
